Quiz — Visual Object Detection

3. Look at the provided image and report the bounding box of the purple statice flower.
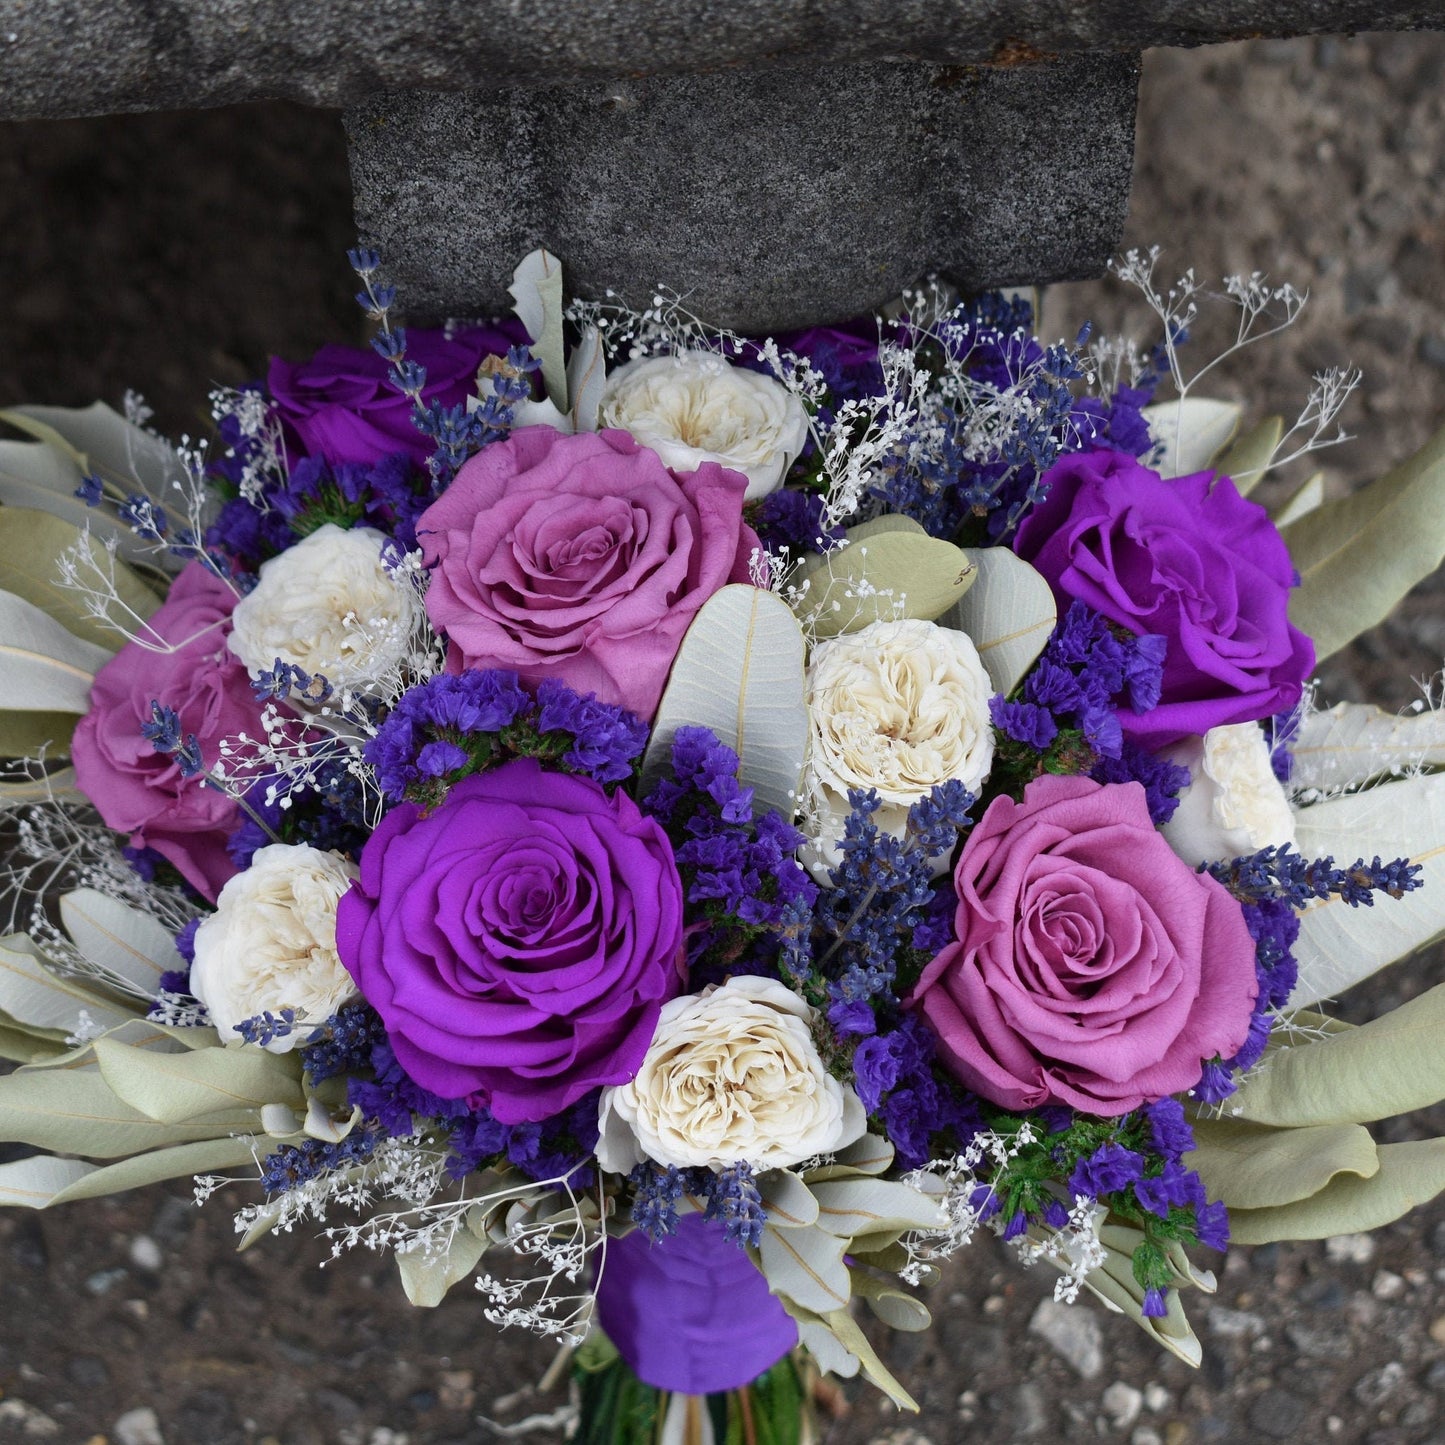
[1134,1161,1208,1220]
[1068,1142,1145,1198]
[366,669,531,800]
[1091,739,1192,826]
[996,602,1167,769]
[852,1015,933,1114]
[990,697,1059,751]
[534,679,648,785]
[644,727,818,985]
[827,997,878,1038]
[750,487,843,561]
[1144,1097,1195,1160]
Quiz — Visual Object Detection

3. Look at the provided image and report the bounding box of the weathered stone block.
[346,56,1140,331]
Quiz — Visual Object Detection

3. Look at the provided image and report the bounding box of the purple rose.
[1013,449,1314,745]
[335,758,685,1123]
[596,1213,798,1394]
[267,321,523,468]
[70,563,265,902]
[417,426,760,720]
[907,774,1258,1116]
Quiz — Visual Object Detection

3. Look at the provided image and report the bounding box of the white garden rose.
[801,617,995,880]
[598,351,809,500]
[189,843,359,1052]
[1160,721,1297,867]
[228,523,422,694]
[595,976,866,1173]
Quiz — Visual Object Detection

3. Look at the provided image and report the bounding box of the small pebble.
[0,1399,61,1438]
[114,1407,166,1445]
[1029,1298,1103,1380]
[1103,1382,1144,1430]
[1143,1384,1172,1413]
[1207,1306,1265,1338]
[1430,1315,1445,1346]
[129,1234,163,1272]
[1371,1269,1405,1299]
[1131,1429,1162,1445]
[1324,1233,1376,1264]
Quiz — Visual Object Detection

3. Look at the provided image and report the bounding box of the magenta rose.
[416,426,760,719]
[335,758,685,1122]
[70,563,263,902]
[1013,449,1314,745]
[267,321,523,467]
[907,774,1257,1115]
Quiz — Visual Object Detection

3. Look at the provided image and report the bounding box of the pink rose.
[71,564,265,901]
[908,774,1257,1115]
[416,426,759,720]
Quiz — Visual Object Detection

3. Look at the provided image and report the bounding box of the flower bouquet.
[2,245,1444,1442]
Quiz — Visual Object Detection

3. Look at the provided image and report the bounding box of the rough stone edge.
[0,3,1441,120]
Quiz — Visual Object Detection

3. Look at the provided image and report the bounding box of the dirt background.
[2,32,1445,1445]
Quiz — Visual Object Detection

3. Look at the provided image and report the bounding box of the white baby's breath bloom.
[598,351,809,500]
[1161,721,1297,866]
[189,843,359,1052]
[595,976,865,1173]
[228,523,422,693]
[801,617,995,880]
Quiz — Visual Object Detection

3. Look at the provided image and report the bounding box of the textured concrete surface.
[0,1,1443,118]
[346,56,1139,330]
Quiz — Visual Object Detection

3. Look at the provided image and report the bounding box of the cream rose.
[189,843,359,1051]
[228,523,422,694]
[1160,721,1297,866]
[595,976,866,1173]
[801,617,995,880]
[598,351,809,501]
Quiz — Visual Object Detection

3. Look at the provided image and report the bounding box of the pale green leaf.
[19,1016,202,1074]
[1185,1116,1379,1208]
[0,1135,257,1208]
[0,505,159,649]
[0,588,110,713]
[1291,772,1445,1004]
[59,888,184,992]
[1,402,182,496]
[1282,418,1445,660]
[795,1319,861,1381]
[1214,415,1284,495]
[1082,1261,1203,1368]
[808,1178,948,1239]
[817,1307,918,1409]
[508,249,567,411]
[758,1221,850,1314]
[95,1037,304,1124]
[849,1271,931,1331]
[0,1024,72,1065]
[395,1227,488,1307]
[0,933,134,1034]
[800,1135,898,1185]
[756,1169,819,1230]
[1231,981,1445,1126]
[641,584,807,821]
[1142,397,1242,480]
[567,326,606,433]
[0,710,77,759]
[0,1064,255,1156]
[1290,699,1445,795]
[0,423,179,575]
[1271,470,1325,528]
[799,525,977,640]
[1228,1139,1445,1244]
[939,547,1056,696]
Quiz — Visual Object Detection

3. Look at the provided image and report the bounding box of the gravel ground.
[2,32,1445,1445]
